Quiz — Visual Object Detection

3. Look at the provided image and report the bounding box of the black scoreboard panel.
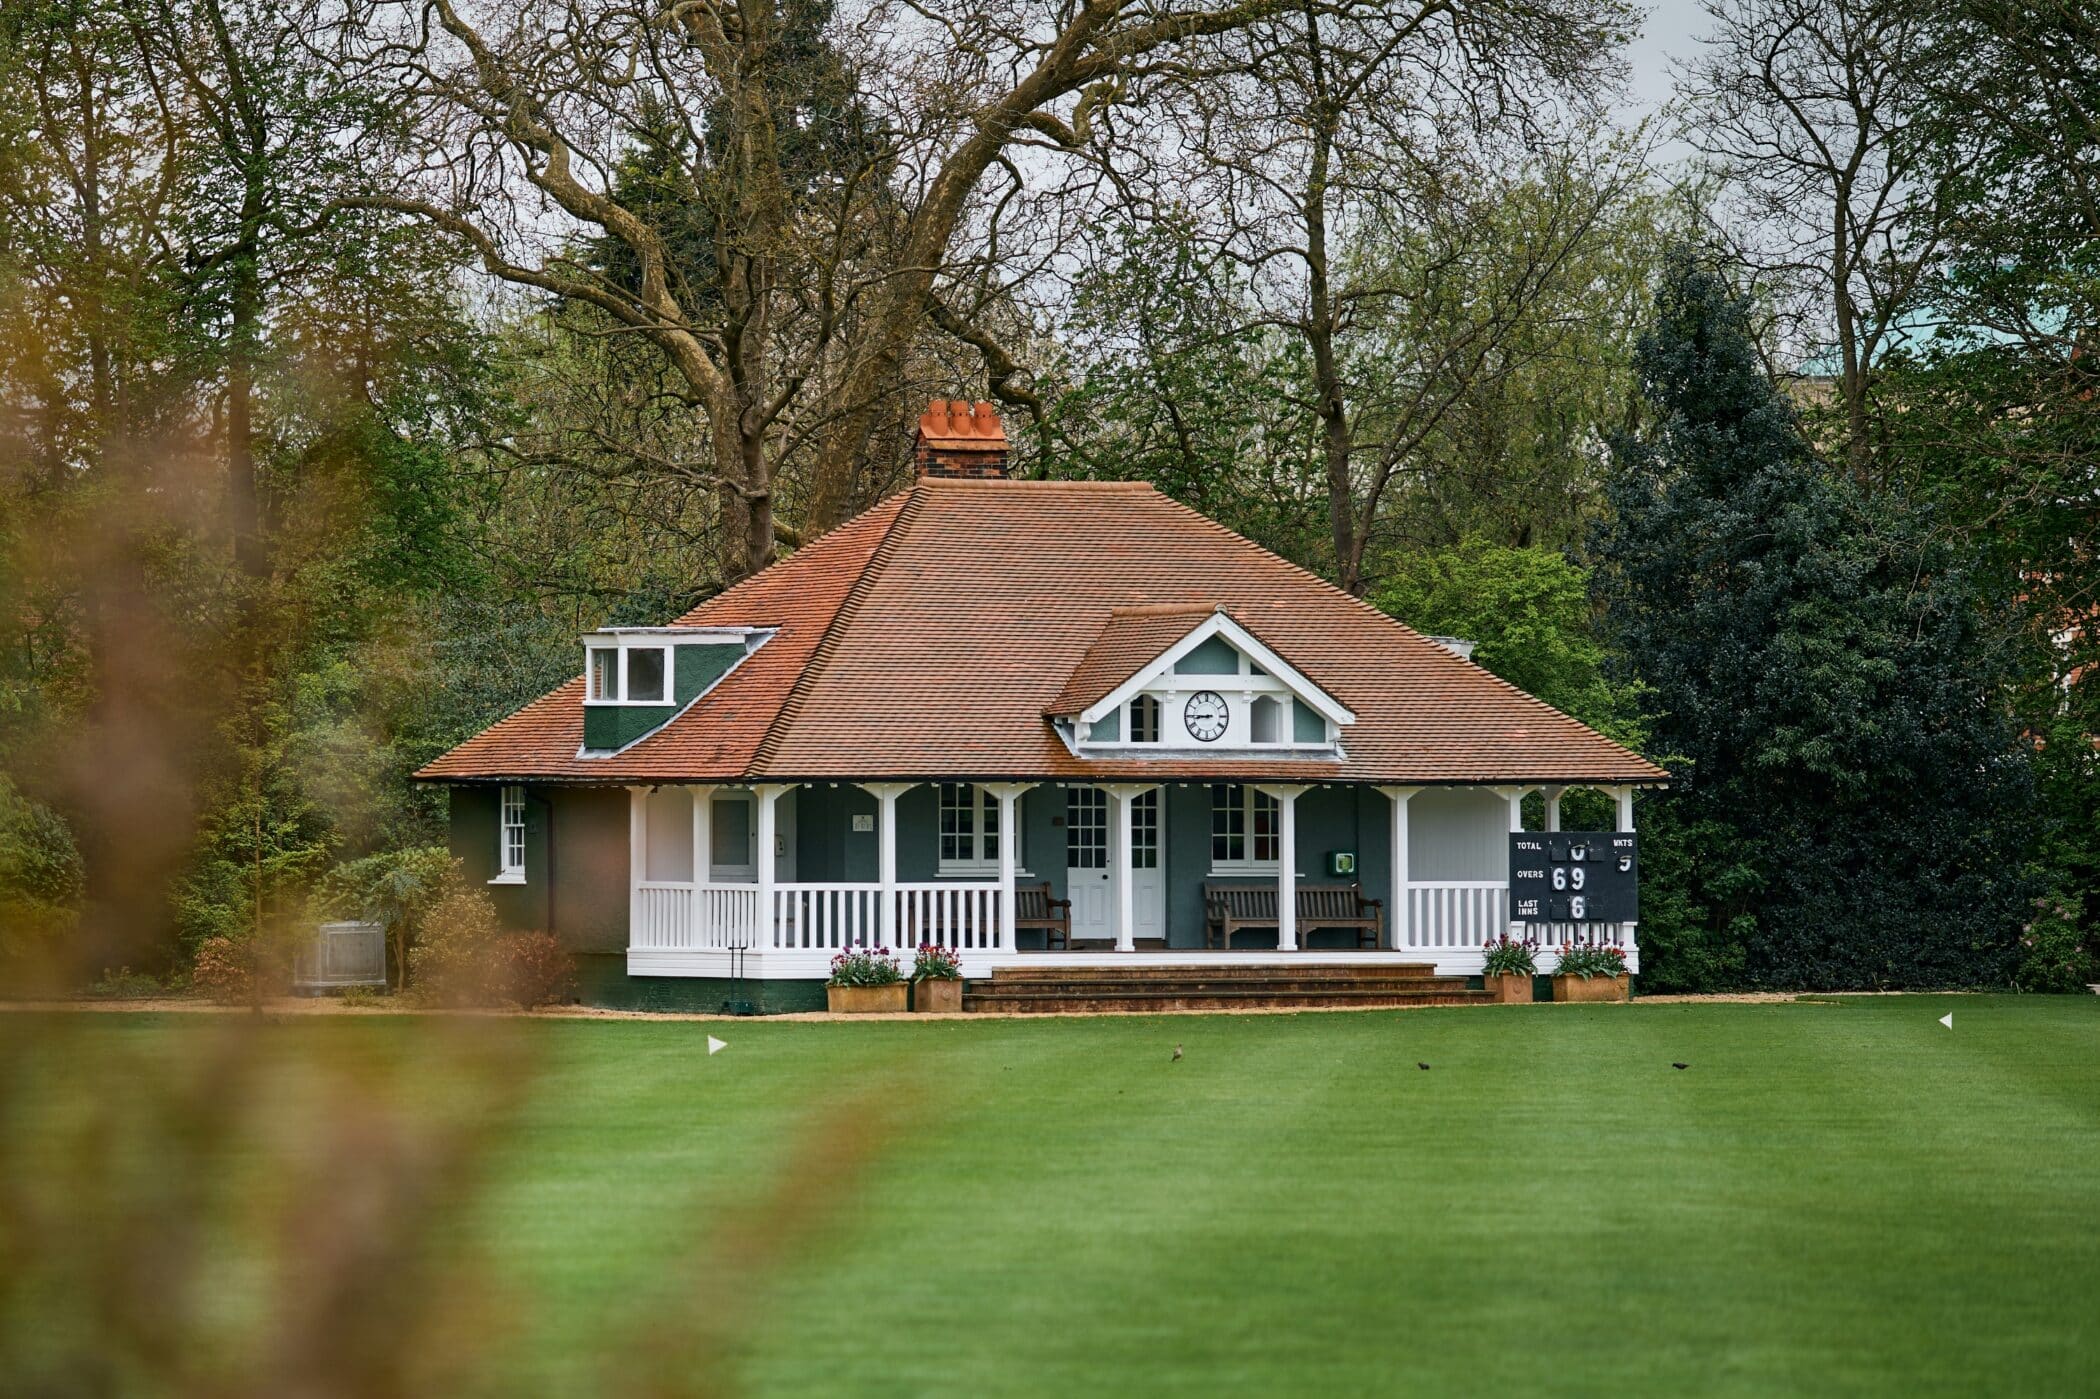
[1509,832,1638,924]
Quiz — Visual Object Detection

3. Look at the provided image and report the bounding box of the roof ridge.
[1108,601,1218,617]
[1137,486,1658,770]
[748,485,927,773]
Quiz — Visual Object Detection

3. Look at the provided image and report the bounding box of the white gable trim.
[1074,611,1355,728]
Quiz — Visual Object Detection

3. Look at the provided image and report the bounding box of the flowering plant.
[1481,934,1537,977]
[1554,943,1628,979]
[911,945,963,981]
[828,947,903,987]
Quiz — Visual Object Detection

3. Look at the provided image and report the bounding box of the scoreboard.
[1509,832,1638,924]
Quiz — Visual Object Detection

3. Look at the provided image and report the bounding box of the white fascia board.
[1076,611,1356,728]
[582,625,773,647]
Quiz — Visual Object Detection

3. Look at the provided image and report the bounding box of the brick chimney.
[914,399,1009,479]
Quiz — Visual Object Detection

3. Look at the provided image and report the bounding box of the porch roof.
[417,479,1667,787]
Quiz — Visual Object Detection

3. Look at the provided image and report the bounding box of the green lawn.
[9,996,2099,1395]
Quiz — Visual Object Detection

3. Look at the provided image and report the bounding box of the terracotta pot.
[1552,973,1630,1003]
[1485,971,1534,1004]
[912,978,963,1013]
[827,982,908,1014]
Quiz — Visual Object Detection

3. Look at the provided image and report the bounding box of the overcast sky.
[1620,0,1710,160]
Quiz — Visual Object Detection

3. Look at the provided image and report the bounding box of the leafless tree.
[1679,0,1944,477]
[1072,0,1639,591]
[337,0,1456,583]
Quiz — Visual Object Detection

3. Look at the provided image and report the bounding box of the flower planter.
[912,978,963,1013]
[1485,972,1534,1004]
[1552,973,1630,1003]
[827,983,908,1014]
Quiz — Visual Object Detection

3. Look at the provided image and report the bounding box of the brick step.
[963,988,1491,1014]
[971,976,1474,998]
[987,962,1445,984]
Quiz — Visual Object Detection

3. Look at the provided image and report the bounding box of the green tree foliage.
[1369,539,1641,745]
[1594,249,2039,990]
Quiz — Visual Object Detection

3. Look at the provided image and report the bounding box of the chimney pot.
[915,397,1010,479]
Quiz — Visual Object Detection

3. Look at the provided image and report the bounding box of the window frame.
[584,642,674,706]
[492,784,527,884]
[1209,783,1281,874]
[936,783,1030,878]
[1129,694,1161,744]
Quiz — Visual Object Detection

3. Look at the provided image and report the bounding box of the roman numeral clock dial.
[1183,690,1230,742]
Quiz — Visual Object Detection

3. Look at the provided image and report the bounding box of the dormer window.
[1130,694,1160,744]
[588,647,619,700]
[627,647,667,702]
[586,643,671,704]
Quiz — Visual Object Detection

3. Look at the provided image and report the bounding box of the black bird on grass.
[1171,1043,1183,1062]
[1672,1062,1689,1070]
[1417,1062,1431,1071]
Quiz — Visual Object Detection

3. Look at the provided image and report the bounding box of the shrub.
[829,948,902,987]
[1555,943,1628,980]
[911,945,962,981]
[496,932,578,1008]
[191,937,258,1002]
[338,984,388,1009]
[1481,935,1537,977]
[2014,889,2095,993]
[84,967,164,1000]
[405,878,506,1007]
[317,845,455,990]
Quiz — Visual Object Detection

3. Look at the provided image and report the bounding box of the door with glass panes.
[1065,786,1164,942]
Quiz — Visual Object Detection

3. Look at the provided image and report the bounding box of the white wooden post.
[1260,785,1309,951]
[860,783,914,951]
[1545,786,1564,833]
[1616,786,1637,959]
[755,784,783,951]
[1380,786,1417,951]
[985,784,1036,954]
[627,787,647,947]
[1110,786,1135,951]
[1501,786,1529,942]
[690,785,713,938]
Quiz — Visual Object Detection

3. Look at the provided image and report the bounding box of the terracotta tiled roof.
[1048,604,1216,715]
[418,480,1666,786]
[414,494,910,782]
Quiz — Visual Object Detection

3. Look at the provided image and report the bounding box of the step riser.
[964,994,1489,1014]
[968,980,1474,997]
[988,963,1444,984]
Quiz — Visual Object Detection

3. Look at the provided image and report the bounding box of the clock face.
[1183,690,1230,742]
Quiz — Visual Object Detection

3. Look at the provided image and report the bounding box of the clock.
[1183,690,1230,742]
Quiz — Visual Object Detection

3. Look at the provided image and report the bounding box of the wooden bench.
[1015,881,1074,951]
[1203,881,1384,950]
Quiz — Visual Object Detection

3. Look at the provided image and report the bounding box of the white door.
[1130,788,1166,941]
[709,792,755,882]
[1065,786,1110,939]
[1064,787,1166,942]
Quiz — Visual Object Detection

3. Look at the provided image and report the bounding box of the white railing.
[697,885,761,948]
[634,883,694,949]
[896,882,1003,951]
[771,883,883,951]
[1401,881,1509,951]
[634,883,762,950]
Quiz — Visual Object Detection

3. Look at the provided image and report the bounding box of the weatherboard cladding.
[416,479,1665,786]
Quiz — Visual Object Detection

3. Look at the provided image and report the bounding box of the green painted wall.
[573,955,828,1014]
[1088,710,1121,741]
[582,642,745,752]
[449,785,630,953]
[1293,698,1324,742]
[1175,636,1240,674]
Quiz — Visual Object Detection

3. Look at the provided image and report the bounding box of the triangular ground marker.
[1938,1013,1953,1030]
[707,1035,727,1055]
